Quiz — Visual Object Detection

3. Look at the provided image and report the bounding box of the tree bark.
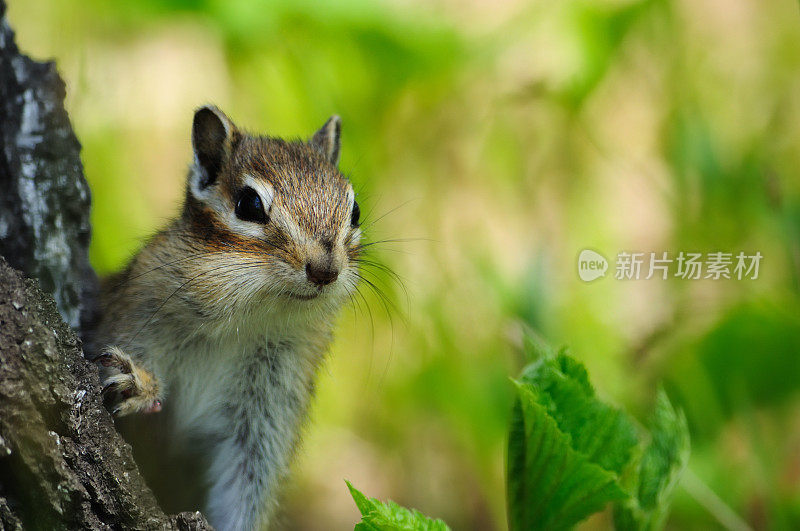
[0,0,96,333]
[0,1,211,528]
[0,258,210,530]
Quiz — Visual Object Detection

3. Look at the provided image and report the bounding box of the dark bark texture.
[0,258,209,530]
[0,2,210,529]
[0,0,96,333]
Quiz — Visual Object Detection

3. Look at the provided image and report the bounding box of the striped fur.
[92,107,360,530]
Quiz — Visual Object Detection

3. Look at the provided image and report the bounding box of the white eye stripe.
[221,175,277,240]
[240,174,309,245]
[230,175,358,250]
[242,174,275,214]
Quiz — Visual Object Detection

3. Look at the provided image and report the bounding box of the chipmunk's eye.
[351,200,360,227]
[235,187,267,224]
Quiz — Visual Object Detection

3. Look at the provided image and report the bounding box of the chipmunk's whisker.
[125,261,272,348]
[353,258,404,285]
[107,237,286,293]
[358,198,416,231]
[352,237,431,253]
[352,271,395,318]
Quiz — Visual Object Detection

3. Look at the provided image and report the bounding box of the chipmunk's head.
[181,105,361,317]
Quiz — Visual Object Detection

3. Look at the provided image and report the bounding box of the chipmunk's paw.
[98,346,162,417]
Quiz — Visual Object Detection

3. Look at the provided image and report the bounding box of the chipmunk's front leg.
[205,348,310,531]
[205,432,278,531]
[205,400,293,530]
[97,346,163,416]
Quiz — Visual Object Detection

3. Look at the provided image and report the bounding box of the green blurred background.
[8,0,800,529]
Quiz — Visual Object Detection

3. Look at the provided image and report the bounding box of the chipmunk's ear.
[192,105,236,189]
[309,115,341,166]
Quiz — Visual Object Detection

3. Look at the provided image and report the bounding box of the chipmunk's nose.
[306,262,339,286]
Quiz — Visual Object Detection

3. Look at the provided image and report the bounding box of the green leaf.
[507,381,628,530]
[346,481,451,531]
[613,389,690,531]
[519,353,639,475]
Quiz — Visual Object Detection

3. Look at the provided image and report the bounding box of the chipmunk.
[90,105,362,530]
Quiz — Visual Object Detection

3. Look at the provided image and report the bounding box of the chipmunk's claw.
[98,346,162,417]
[102,381,118,396]
[97,349,131,370]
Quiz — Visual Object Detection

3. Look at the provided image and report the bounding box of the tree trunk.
[0,1,211,528]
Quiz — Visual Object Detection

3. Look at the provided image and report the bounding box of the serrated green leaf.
[346,481,451,531]
[507,382,628,530]
[522,333,560,363]
[639,389,690,510]
[519,353,639,474]
[613,389,690,531]
[347,480,376,515]
[553,351,593,396]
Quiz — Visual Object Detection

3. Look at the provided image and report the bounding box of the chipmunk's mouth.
[289,291,319,301]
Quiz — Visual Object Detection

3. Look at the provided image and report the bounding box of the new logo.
[578,249,608,282]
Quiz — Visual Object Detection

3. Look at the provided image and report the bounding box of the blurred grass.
[8,0,800,528]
